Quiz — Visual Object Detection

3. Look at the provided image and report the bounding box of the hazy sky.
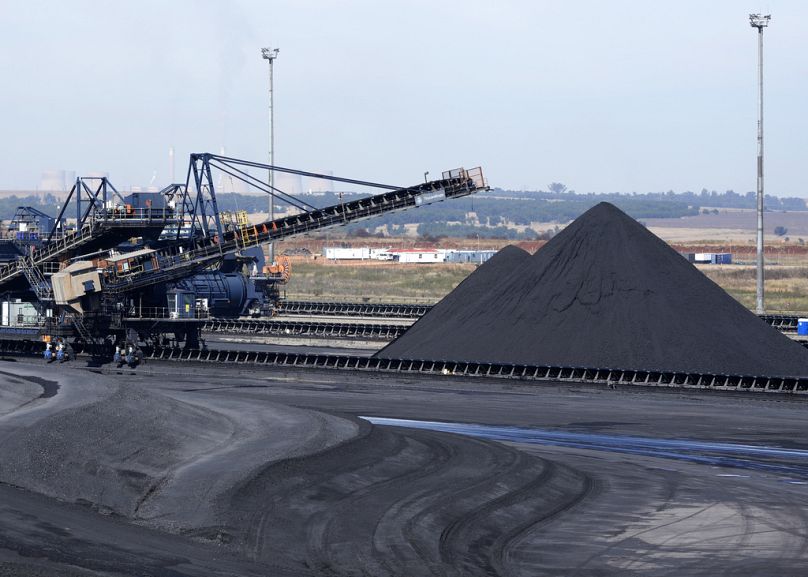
[1,0,804,196]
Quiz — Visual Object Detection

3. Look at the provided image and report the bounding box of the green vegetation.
[326,187,806,237]
[415,222,541,240]
[358,196,700,232]
[0,194,61,221]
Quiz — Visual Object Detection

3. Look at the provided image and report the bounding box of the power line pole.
[261,46,279,264]
[749,13,770,315]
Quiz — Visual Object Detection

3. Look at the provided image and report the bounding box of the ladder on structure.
[67,314,97,346]
[18,257,53,301]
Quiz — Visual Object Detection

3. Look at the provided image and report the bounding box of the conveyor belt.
[760,314,802,331]
[202,319,405,340]
[102,165,488,295]
[274,303,805,328]
[141,347,808,394]
[276,301,431,318]
[1,339,806,394]
[0,312,801,346]
[200,313,806,341]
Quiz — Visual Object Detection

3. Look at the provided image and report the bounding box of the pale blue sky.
[0,0,804,196]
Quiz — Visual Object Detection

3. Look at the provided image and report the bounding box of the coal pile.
[376,245,530,360]
[378,203,808,376]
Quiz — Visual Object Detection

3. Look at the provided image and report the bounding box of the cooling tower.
[39,169,66,191]
[218,170,252,194]
[306,170,334,193]
[274,172,303,196]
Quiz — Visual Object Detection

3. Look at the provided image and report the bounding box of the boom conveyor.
[100,157,487,295]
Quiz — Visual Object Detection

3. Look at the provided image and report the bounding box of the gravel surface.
[379,202,808,376]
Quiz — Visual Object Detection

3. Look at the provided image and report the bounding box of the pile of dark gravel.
[0,384,231,517]
[377,202,808,377]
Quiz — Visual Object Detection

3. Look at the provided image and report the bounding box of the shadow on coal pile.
[222,423,592,577]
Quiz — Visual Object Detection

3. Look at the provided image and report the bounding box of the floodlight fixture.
[749,13,770,29]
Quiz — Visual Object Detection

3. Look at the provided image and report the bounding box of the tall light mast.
[261,46,279,264]
[749,13,770,314]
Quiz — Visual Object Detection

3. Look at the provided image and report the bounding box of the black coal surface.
[378,202,808,376]
[375,245,530,359]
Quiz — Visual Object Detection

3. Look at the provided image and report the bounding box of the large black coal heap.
[378,202,808,376]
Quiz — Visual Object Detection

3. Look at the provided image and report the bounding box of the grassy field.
[283,259,808,313]
[283,261,476,303]
[701,267,808,313]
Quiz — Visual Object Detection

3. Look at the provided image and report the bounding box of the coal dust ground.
[1,360,808,576]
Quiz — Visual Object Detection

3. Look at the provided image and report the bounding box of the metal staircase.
[18,257,53,301]
[67,313,97,345]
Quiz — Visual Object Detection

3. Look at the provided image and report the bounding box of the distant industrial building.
[275,172,303,196]
[322,247,497,264]
[386,249,444,263]
[444,250,497,264]
[684,252,733,265]
[323,247,390,260]
[306,170,334,194]
[38,169,76,192]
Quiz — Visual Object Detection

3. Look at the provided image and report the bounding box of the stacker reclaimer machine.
[0,154,487,364]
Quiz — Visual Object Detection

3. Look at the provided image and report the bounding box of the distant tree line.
[415,222,541,240]
[0,194,62,224]
[1,187,804,240]
[496,187,806,212]
[346,196,700,230]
